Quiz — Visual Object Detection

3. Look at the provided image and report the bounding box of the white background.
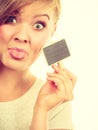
[30,0,98,130]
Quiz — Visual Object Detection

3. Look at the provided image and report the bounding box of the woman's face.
[0,2,56,71]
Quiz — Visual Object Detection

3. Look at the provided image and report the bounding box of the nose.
[14,37,29,43]
[13,24,30,44]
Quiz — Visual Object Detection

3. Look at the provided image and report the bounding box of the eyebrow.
[33,14,50,20]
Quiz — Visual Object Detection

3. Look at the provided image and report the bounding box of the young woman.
[0,0,76,130]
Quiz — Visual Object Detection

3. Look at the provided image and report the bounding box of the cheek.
[30,39,45,55]
[30,31,51,52]
[0,25,13,44]
[0,26,6,43]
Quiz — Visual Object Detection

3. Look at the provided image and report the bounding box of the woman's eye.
[5,16,17,24]
[33,22,46,30]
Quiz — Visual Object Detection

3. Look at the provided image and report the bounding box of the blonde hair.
[0,0,61,24]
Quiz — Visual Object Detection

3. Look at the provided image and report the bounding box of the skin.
[0,2,56,71]
[0,1,76,130]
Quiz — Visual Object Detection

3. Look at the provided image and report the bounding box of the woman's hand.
[35,62,77,111]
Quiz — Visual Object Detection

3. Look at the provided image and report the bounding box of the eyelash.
[33,21,46,30]
[5,16,17,24]
[4,16,47,30]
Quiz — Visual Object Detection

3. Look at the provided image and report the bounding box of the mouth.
[8,47,28,60]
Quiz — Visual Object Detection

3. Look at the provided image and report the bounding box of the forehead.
[18,1,54,17]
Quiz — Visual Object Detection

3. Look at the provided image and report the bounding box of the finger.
[47,72,66,83]
[47,72,74,102]
[61,69,77,87]
[47,69,74,90]
[57,62,77,87]
[47,72,72,91]
[51,63,59,73]
[57,61,65,70]
[47,76,73,101]
[51,62,77,88]
[63,69,77,87]
[51,61,65,73]
[47,75,65,89]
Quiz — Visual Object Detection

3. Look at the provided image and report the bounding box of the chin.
[1,58,30,72]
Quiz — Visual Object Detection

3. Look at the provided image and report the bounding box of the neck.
[0,62,36,101]
[0,62,32,89]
